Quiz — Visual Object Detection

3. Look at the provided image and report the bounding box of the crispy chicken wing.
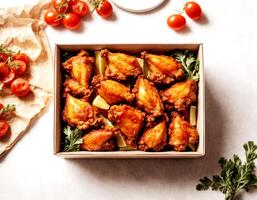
[92,75,134,105]
[160,79,197,111]
[141,52,184,84]
[108,105,145,145]
[81,126,118,151]
[138,120,167,151]
[62,50,93,97]
[169,112,199,151]
[63,94,102,130]
[63,79,91,100]
[101,49,142,81]
[133,77,163,117]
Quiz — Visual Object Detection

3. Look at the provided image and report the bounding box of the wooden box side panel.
[196,44,205,155]
[54,45,62,154]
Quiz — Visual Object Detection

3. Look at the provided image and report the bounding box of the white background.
[1,0,257,200]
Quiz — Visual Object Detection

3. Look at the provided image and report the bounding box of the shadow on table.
[65,78,228,187]
[194,13,209,25]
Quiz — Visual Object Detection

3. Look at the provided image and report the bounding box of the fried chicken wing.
[169,112,199,151]
[63,94,102,130]
[138,120,167,151]
[102,49,142,81]
[133,77,163,117]
[108,105,145,145]
[81,126,118,151]
[92,75,134,105]
[63,79,91,100]
[63,50,94,89]
[141,52,184,84]
[160,79,197,111]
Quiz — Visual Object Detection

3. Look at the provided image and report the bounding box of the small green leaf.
[171,49,200,81]
[63,126,83,152]
[196,177,212,191]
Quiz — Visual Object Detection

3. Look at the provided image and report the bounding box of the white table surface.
[1,0,257,199]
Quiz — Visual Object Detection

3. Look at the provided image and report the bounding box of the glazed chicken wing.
[142,52,184,84]
[108,105,145,145]
[63,94,102,130]
[92,75,134,105]
[133,77,163,117]
[81,126,118,151]
[169,112,199,151]
[138,120,167,151]
[160,79,197,111]
[101,49,142,81]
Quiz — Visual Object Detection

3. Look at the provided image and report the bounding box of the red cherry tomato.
[11,78,30,97]
[184,1,202,20]
[72,0,89,17]
[2,70,16,86]
[0,119,9,137]
[12,53,30,65]
[44,10,62,27]
[63,13,81,30]
[9,60,27,76]
[96,0,113,18]
[0,63,10,79]
[0,63,15,86]
[167,14,186,31]
[0,53,9,63]
[52,0,73,13]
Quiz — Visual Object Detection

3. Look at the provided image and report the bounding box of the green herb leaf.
[0,45,15,56]
[171,49,200,81]
[63,126,83,152]
[196,141,257,200]
[0,104,16,115]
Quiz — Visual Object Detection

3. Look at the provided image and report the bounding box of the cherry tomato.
[11,78,30,97]
[63,13,81,30]
[0,63,15,86]
[44,10,62,27]
[12,53,30,65]
[167,14,186,31]
[0,119,9,137]
[2,70,16,86]
[0,53,9,63]
[0,63,10,79]
[72,0,89,17]
[184,1,202,20]
[52,0,73,13]
[96,0,113,18]
[9,60,27,76]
